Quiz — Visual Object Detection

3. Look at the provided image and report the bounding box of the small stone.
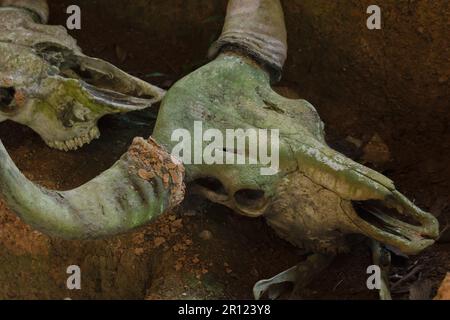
[199,230,213,241]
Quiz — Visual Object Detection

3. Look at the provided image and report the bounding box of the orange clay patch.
[14,90,26,107]
[127,137,185,207]
[435,273,450,300]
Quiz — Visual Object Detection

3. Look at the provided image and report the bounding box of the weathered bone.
[0,1,165,151]
[0,0,440,291]
[0,1,182,239]
[0,137,185,239]
[154,0,439,256]
[158,0,438,299]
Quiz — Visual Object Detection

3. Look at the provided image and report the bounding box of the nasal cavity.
[0,87,16,112]
[353,200,422,228]
[234,189,267,211]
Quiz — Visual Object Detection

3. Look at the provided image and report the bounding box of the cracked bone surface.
[0,0,165,151]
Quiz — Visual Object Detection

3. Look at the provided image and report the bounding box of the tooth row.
[46,127,100,152]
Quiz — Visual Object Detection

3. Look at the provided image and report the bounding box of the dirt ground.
[0,0,448,299]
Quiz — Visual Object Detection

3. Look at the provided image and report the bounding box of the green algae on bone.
[0,0,439,287]
[153,11,438,256]
[0,5,164,151]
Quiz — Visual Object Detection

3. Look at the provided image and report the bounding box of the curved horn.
[0,137,185,239]
[0,0,49,23]
[209,0,287,82]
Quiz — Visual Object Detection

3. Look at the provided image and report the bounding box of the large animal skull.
[0,0,438,259]
[153,0,439,255]
[0,0,165,151]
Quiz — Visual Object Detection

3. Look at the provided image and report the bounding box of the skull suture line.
[0,0,440,299]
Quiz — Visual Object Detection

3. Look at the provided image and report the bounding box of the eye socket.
[0,87,16,113]
[234,189,267,211]
[193,177,227,196]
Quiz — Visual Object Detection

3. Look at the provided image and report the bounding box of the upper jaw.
[34,52,165,151]
[294,141,439,255]
[44,126,100,151]
[53,54,166,151]
[346,191,439,255]
[48,77,161,152]
[80,81,159,112]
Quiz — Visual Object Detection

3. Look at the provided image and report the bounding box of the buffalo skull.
[0,0,439,299]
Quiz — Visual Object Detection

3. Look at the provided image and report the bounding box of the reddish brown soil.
[0,0,448,300]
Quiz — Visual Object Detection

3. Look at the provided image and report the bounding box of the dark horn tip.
[208,0,288,83]
[208,43,285,83]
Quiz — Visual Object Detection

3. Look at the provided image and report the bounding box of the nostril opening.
[0,87,16,112]
[353,200,422,228]
[234,189,267,210]
[193,177,227,196]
